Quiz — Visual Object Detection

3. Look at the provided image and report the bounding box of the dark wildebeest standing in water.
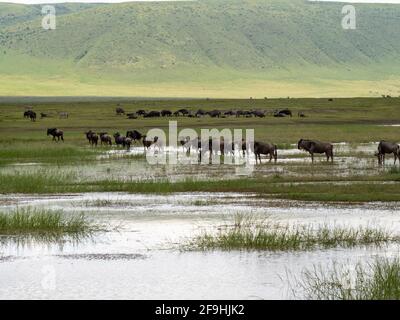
[377,141,400,165]
[142,135,158,151]
[298,139,333,163]
[47,128,64,142]
[99,132,112,146]
[114,132,126,146]
[85,130,99,146]
[113,132,131,150]
[253,142,277,164]
[126,130,143,143]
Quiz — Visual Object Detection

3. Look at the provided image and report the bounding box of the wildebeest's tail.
[274,145,278,162]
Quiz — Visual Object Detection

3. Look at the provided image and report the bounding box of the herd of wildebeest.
[114,106,304,119]
[24,106,301,121]
[27,107,400,165]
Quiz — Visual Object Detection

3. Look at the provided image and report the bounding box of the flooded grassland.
[1,143,400,299]
[1,98,400,299]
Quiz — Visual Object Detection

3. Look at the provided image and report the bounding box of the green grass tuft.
[299,259,400,300]
[185,214,396,251]
[0,208,96,240]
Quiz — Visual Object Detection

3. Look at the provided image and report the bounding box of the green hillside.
[0,0,400,97]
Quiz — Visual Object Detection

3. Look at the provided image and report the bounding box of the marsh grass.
[299,259,400,300]
[387,166,400,175]
[2,171,400,201]
[0,171,77,193]
[0,208,97,242]
[185,214,396,251]
[0,143,101,165]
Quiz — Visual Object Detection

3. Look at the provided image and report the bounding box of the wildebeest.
[186,136,201,155]
[235,110,244,117]
[136,110,147,116]
[298,112,306,118]
[254,141,278,164]
[114,133,131,150]
[174,109,190,117]
[195,109,207,117]
[85,130,99,146]
[161,110,172,117]
[124,137,132,151]
[126,113,137,119]
[142,135,158,150]
[179,136,191,152]
[116,107,125,115]
[29,111,37,121]
[113,132,123,144]
[223,110,235,117]
[47,128,64,142]
[179,109,190,116]
[24,110,36,121]
[99,132,112,146]
[40,113,48,118]
[275,109,292,117]
[218,139,235,156]
[377,141,400,165]
[126,130,143,143]
[144,111,161,118]
[298,139,333,163]
[252,110,265,118]
[59,112,68,119]
[207,110,221,118]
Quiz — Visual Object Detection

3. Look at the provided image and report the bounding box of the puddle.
[0,192,399,299]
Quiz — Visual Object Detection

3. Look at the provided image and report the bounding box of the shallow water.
[1,192,399,299]
[0,142,394,183]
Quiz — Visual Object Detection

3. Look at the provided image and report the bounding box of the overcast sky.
[1,0,400,5]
